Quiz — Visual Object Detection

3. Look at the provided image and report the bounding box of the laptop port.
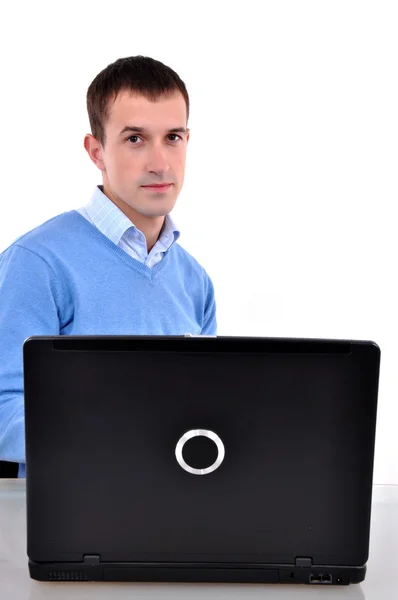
[309,573,332,584]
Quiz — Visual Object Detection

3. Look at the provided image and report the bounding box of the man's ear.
[84,134,105,170]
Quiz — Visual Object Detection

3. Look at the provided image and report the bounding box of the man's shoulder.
[171,242,214,283]
[2,211,86,257]
[172,241,205,271]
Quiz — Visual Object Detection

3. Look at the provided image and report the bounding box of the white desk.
[1,480,397,599]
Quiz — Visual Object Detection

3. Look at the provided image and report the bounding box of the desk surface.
[0,480,397,599]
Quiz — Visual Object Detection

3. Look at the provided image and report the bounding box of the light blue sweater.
[0,207,216,477]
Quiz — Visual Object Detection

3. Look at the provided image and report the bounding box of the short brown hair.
[86,55,190,147]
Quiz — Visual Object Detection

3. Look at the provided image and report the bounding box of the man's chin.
[138,208,172,219]
[139,202,177,219]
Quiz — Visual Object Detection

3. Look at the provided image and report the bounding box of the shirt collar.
[84,185,180,247]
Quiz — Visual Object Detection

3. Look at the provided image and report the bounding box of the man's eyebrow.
[119,126,188,135]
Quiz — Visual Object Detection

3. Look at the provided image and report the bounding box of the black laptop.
[23,335,380,585]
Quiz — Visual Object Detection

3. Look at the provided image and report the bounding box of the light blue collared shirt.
[76,185,180,269]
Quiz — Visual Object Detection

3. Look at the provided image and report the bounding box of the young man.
[0,56,217,478]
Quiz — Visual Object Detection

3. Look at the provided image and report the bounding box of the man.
[0,56,217,478]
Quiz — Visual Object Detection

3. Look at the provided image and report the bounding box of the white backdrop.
[0,0,396,484]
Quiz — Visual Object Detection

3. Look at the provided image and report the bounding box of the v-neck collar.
[69,210,172,281]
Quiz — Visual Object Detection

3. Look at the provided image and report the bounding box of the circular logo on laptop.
[175,429,225,475]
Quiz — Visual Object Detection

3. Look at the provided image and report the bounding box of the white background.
[0,1,396,484]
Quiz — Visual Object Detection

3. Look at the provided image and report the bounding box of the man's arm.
[201,270,217,335]
[0,245,61,465]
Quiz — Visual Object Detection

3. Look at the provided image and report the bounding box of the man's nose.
[146,145,169,174]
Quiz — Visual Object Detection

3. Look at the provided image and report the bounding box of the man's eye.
[168,134,182,141]
[127,134,182,144]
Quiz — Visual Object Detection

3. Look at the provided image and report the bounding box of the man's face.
[87,89,189,219]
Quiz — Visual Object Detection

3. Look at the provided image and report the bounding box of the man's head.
[84,56,190,222]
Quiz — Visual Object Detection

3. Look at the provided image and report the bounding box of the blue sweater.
[0,210,217,477]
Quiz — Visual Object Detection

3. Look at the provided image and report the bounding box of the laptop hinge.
[83,555,101,566]
[295,557,313,567]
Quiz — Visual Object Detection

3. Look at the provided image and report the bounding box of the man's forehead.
[109,89,186,124]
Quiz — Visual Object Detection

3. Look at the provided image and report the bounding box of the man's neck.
[102,184,165,252]
[128,210,165,253]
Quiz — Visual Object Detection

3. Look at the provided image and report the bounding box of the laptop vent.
[48,571,88,581]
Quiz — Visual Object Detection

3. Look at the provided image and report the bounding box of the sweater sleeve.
[201,270,217,335]
[0,245,61,465]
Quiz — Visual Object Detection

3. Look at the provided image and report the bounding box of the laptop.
[23,335,380,585]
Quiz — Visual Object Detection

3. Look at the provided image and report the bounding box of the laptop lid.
[23,336,380,578]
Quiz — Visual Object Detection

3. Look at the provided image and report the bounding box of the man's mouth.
[141,183,173,192]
